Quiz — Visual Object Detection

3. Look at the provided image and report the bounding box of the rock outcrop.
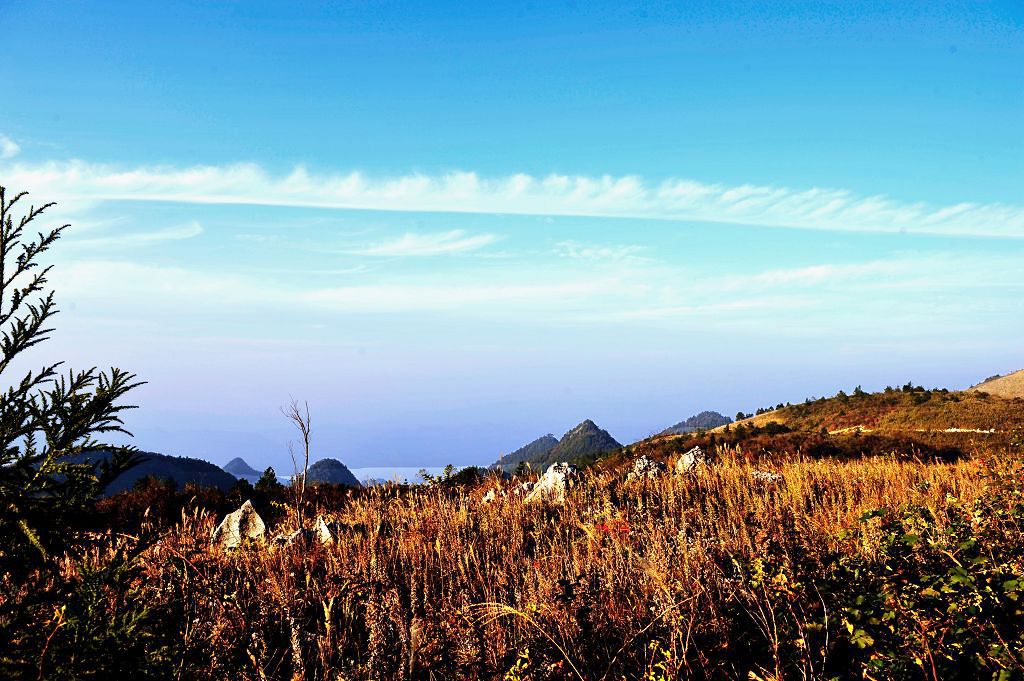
[211,500,266,549]
[674,446,707,474]
[315,516,335,544]
[274,516,338,547]
[750,470,783,484]
[276,528,315,547]
[626,454,667,481]
[524,463,579,504]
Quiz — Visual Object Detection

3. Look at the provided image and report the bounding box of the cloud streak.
[5,159,1024,238]
[349,230,499,256]
[63,220,203,248]
[52,259,643,315]
[52,249,1024,325]
[556,241,646,262]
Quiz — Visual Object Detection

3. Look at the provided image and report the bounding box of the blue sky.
[1,1,1022,470]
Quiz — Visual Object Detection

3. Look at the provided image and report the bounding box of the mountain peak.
[492,421,620,469]
[223,457,260,477]
[660,411,732,436]
[547,419,621,464]
[564,419,603,438]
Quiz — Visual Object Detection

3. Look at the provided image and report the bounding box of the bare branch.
[282,399,312,528]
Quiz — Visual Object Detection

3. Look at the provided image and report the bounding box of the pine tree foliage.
[0,186,142,575]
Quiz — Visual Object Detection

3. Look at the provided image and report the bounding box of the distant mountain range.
[660,410,732,435]
[60,450,364,495]
[495,420,622,469]
[66,449,238,495]
[223,456,361,488]
[494,413,733,470]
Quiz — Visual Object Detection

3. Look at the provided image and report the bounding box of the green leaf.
[850,628,874,649]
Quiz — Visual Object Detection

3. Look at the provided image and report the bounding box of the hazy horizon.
[2,1,1022,473]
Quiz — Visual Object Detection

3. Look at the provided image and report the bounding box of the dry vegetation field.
[732,386,1024,435]
[6,434,1023,680]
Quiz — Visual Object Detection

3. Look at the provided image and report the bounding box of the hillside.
[970,368,1024,399]
[305,458,361,487]
[492,434,558,470]
[730,386,1023,436]
[66,449,238,495]
[612,385,1024,470]
[660,410,732,435]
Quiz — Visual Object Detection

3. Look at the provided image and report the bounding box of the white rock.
[674,446,707,474]
[750,470,783,484]
[626,454,667,481]
[273,518,337,548]
[481,489,498,504]
[211,500,266,549]
[315,516,334,544]
[275,528,314,547]
[524,463,579,504]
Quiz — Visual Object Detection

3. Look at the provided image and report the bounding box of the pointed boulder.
[315,516,335,545]
[675,446,707,475]
[524,462,579,504]
[212,499,266,549]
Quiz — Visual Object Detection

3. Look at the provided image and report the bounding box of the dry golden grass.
[116,445,1013,680]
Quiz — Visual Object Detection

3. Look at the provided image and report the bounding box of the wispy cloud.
[51,259,641,314]
[45,245,1024,351]
[555,241,646,262]
[713,254,1024,293]
[0,134,20,160]
[713,261,905,290]
[63,220,203,248]
[349,230,499,256]
[5,160,1024,237]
